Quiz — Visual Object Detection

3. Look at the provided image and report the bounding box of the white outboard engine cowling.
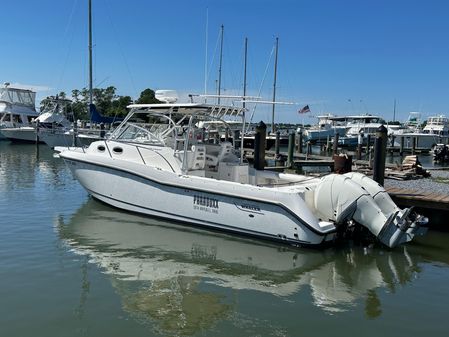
[313,173,427,248]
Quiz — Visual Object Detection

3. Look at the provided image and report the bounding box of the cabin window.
[97,145,106,152]
[112,146,123,154]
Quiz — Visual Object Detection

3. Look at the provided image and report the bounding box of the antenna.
[217,25,224,105]
[393,98,397,122]
[243,37,248,110]
[204,8,209,102]
[271,37,279,133]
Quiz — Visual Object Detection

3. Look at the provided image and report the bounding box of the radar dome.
[155,90,178,103]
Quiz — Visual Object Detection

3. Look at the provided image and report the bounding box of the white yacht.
[39,104,120,148]
[393,114,449,150]
[56,102,427,248]
[0,83,39,139]
[334,115,397,147]
[404,111,423,132]
[1,98,72,143]
[40,126,105,148]
[303,114,348,143]
[344,115,386,137]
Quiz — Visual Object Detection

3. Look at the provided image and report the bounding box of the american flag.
[298,105,310,114]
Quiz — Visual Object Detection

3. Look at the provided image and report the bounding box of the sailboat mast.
[393,98,397,122]
[271,37,279,134]
[243,37,248,110]
[88,0,93,106]
[204,8,209,102]
[217,25,224,105]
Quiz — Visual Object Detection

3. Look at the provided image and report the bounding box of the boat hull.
[40,131,101,148]
[62,157,335,247]
[393,133,449,150]
[0,127,43,143]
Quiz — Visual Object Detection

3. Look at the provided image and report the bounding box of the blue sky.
[1,0,448,124]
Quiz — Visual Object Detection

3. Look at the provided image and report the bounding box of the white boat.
[40,126,105,148]
[393,114,449,150]
[56,102,427,248]
[331,115,397,147]
[423,114,449,136]
[345,115,387,137]
[404,111,423,132]
[303,114,348,143]
[1,98,72,143]
[0,83,39,139]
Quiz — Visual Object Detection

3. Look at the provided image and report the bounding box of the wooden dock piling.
[72,122,77,147]
[296,130,303,154]
[35,121,40,145]
[287,133,295,168]
[275,131,280,157]
[253,121,266,170]
[373,125,388,186]
[332,134,339,155]
[399,136,405,156]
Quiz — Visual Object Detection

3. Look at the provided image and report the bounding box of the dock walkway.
[386,187,449,211]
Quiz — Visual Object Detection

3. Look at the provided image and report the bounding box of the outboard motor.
[433,144,449,162]
[313,173,428,248]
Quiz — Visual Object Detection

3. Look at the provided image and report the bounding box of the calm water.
[1,142,449,337]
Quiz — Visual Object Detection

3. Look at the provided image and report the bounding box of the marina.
[55,101,428,248]
[1,142,449,336]
[2,0,449,336]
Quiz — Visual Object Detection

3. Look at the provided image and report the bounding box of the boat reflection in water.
[0,142,69,192]
[57,199,423,335]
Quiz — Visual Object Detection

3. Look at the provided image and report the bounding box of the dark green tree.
[71,89,89,120]
[68,87,161,120]
[109,95,133,117]
[136,88,162,104]
[40,91,68,111]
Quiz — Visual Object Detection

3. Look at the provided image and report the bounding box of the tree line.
[40,87,161,120]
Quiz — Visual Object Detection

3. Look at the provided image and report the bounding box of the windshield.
[0,88,36,107]
[110,109,236,149]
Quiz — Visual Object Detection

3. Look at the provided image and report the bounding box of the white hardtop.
[425,115,448,125]
[127,103,245,117]
[0,86,36,108]
[328,115,382,122]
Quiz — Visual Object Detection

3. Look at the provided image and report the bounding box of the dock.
[386,187,449,211]
[243,127,449,227]
[244,149,336,171]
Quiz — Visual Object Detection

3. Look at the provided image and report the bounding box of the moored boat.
[1,97,72,143]
[56,102,427,248]
[0,83,39,139]
[393,114,449,150]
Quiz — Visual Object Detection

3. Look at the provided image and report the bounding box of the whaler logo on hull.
[193,195,219,214]
[235,202,264,214]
